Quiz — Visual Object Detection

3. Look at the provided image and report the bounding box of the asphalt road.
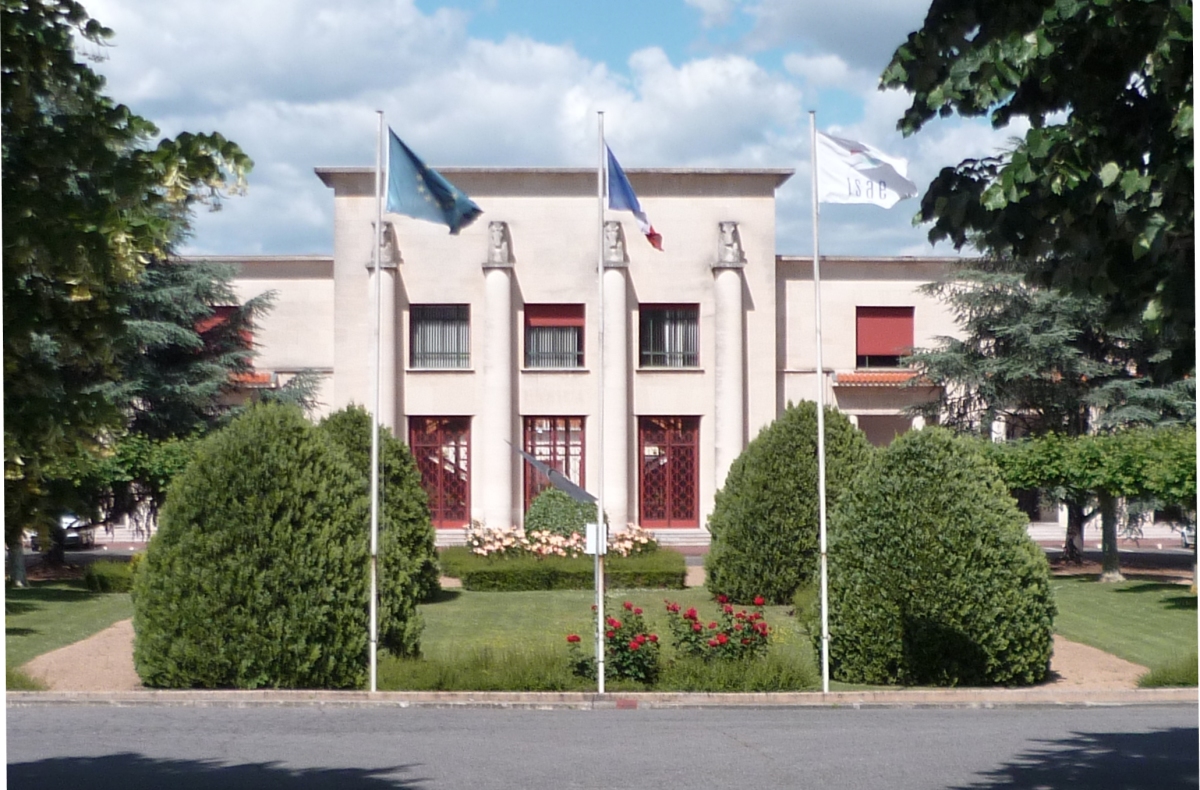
[7,703,1197,789]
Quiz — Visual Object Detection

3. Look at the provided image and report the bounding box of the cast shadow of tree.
[951,727,1198,789]
[7,753,428,790]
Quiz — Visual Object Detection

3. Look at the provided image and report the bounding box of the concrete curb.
[7,687,1197,710]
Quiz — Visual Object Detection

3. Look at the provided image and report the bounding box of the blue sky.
[82,0,1015,258]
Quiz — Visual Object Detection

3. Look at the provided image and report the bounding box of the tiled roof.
[834,370,920,387]
[231,370,275,387]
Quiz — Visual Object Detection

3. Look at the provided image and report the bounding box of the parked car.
[1182,525,1196,549]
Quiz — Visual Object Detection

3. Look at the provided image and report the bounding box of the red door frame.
[408,417,471,528]
[638,416,699,527]
[522,416,585,512]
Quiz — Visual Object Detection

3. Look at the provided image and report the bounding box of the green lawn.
[1050,576,1197,670]
[5,581,133,668]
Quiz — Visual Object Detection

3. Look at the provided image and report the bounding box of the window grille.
[525,305,585,368]
[411,305,470,369]
[639,305,699,368]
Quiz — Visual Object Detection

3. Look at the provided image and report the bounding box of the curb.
[7,687,1197,710]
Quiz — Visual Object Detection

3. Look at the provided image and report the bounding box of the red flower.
[628,641,640,651]
[717,594,728,604]
[716,633,729,645]
[591,605,598,612]
[684,608,698,621]
[606,630,615,639]
[723,604,734,614]
[635,634,646,644]
[708,622,718,630]
[742,638,751,645]
[666,602,680,613]
[623,601,633,611]
[633,607,643,615]
[566,634,581,643]
[648,634,658,643]
[754,596,766,606]
[708,639,720,647]
[609,619,622,629]
[692,623,702,633]
[756,622,769,634]
[734,623,743,631]
[735,612,746,621]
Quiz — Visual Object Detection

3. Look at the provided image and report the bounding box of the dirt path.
[19,620,1149,692]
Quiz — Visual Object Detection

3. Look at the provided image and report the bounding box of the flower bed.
[439,546,686,591]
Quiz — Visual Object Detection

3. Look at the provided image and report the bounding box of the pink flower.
[754,596,766,606]
[566,634,581,643]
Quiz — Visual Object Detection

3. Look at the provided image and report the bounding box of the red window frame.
[408,416,471,528]
[522,416,585,512]
[856,306,914,367]
[524,304,585,368]
[638,416,699,527]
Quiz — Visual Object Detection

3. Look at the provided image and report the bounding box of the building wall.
[222,168,967,537]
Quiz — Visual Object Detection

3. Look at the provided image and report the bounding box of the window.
[409,417,470,527]
[522,416,585,511]
[856,306,913,368]
[639,305,699,368]
[524,304,584,368]
[410,304,470,369]
[638,416,699,527]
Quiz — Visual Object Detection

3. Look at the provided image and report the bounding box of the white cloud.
[743,0,929,71]
[684,0,741,28]
[783,52,875,92]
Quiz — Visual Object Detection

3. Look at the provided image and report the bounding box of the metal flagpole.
[809,111,831,695]
[595,110,607,695]
[369,110,384,693]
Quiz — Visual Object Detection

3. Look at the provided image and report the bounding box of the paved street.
[7,703,1197,789]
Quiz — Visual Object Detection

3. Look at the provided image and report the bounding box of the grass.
[5,581,134,669]
[1051,576,1197,683]
[1138,652,1198,688]
[378,587,819,691]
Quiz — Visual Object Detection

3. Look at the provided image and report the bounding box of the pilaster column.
[481,223,515,528]
[603,255,630,530]
[712,222,747,490]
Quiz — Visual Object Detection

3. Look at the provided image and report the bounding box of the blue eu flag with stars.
[386,129,482,234]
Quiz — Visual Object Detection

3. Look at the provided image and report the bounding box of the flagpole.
[809,111,830,695]
[595,110,607,695]
[369,110,384,693]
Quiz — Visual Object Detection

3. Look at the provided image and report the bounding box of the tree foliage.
[133,404,376,688]
[883,0,1193,377]
[2,0,252,559]
[318,405,439,624]
[705,401,872,604]
[823,428,1055,686]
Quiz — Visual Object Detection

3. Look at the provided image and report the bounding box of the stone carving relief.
[604,221,628,266]
[486,221,513,266]
[718,221,746,265]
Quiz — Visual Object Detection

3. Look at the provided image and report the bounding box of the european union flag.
[386,129,482,234]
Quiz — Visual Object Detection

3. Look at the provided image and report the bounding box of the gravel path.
[19,622,1148,692]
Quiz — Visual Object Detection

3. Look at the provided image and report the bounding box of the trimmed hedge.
[820,428,1055,687]
[318,405,437,656]
[524,488,601,538]
[83,555,140,593]
[133,404,376,689]
[706,401,872,604]
[440,547,686,591]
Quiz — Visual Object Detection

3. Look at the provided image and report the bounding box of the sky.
[80,0,1024,259]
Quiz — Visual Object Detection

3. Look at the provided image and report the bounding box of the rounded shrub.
[319,404,439,640]
[822,427,1055,687]
[705,401,872,604]
[524,488,601,538]
[132,403,373,689]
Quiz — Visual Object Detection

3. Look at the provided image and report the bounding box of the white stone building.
[208,165,963,543]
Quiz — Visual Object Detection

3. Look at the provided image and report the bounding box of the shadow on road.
[952,726,1198,789]
[7,753,429,789]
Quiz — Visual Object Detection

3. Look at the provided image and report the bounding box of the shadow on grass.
[1112,581,1193,595]
[5,627,38,637]
[1162,595,1198,611]
[6,753,427,790]
[952,727,1198,789]
[6,580,98,607]
[421,588,462,605]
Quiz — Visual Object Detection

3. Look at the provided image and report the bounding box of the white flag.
[816,131,919,208]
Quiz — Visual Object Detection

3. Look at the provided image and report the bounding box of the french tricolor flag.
[607,146,663,251]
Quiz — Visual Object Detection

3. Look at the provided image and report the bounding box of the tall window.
[856,306,914,368]
[410,304,470,369]
[522,416,585,511]
[409,417,470,527]
[639,304,699,368]
[638,416,699,527]
[524,304,584,368]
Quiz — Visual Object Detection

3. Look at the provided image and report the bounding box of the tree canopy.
[883,0,1193,378]
[2,0,252,560]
